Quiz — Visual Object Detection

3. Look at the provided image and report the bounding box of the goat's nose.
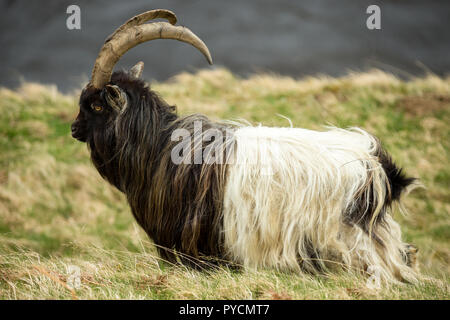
[71,123,79,136]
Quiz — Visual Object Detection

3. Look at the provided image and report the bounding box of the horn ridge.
[106,9,178,42]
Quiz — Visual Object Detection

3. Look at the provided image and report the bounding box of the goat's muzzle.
[71,119,87,142]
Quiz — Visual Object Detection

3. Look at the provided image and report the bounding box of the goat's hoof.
[405,243,419,270]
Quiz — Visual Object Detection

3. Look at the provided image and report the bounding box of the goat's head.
[71,9,212,143]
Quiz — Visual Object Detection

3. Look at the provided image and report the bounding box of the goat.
[71,9,419,284]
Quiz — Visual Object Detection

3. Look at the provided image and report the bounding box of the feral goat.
[71,9,419,284]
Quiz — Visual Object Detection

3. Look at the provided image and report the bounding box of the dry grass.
[0,68,449,299]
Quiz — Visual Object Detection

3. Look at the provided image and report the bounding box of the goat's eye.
[91,104,103,112]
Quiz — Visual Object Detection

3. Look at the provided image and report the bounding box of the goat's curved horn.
[90,10,213,89]
[106,9,177,42]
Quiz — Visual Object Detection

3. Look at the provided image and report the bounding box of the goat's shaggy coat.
[75,71,418,284]
[224,126,416,282]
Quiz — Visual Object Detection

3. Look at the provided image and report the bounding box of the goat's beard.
[88,124,122,190]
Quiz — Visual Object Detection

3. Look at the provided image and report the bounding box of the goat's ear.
[129,61,144,79]
[105,84,128,112]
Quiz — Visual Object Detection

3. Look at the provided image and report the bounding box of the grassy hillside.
[0,68,448,299]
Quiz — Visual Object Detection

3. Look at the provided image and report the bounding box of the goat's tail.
[376,146,417,205]
[345,138,417,238]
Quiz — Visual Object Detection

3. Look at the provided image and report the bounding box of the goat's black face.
[71,67,178,193]
[71,81,127,143]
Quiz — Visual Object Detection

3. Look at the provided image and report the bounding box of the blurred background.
[1,0,449,299]
[1,0,449,92]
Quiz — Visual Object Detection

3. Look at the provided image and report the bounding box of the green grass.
[0,69,449,299]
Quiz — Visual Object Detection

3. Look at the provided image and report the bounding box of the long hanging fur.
[77,71,418,283]
[85,72,230,266]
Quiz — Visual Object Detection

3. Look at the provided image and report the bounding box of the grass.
[0,68,449,299]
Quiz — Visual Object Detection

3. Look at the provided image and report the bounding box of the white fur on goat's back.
[222,125,416,283]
